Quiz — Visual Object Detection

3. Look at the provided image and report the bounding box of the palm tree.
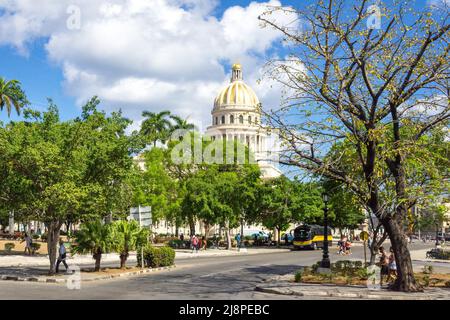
[72,220,112,272]
[140,110,172,147]
[111,220,149,269]
[0,77,27,116]
[170,115,197,132]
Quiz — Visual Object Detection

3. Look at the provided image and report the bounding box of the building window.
[248,116,252,124]
[230,115,234,124]
[221,115,225,124]
[215,117,218,125]
[239,115,244,124]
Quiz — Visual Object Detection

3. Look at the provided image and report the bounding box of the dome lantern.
[214,63,259,110]
[231,63,243,82]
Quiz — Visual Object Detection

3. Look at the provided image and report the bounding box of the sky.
[0,0,444,132]
[0,0,303,132]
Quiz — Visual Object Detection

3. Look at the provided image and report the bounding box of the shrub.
[4,243,15,252]
[41,233,48,242]
[32,234,40,240]
[294,271,303,282]
[423,265,434,274]
[137,245,175,268]
[311,262,321,274]
[422,275,430,287]
[168,239,183,248]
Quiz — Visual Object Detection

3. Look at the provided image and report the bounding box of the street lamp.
[320,193,331,269]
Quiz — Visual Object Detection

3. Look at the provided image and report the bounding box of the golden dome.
[214,64,260,109]
[232,63,242,70]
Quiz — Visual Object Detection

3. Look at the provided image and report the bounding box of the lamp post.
[320,193,331,269]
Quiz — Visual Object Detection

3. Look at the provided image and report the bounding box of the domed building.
[206,63,281,179]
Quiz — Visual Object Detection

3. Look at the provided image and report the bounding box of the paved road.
[0,243,445,300]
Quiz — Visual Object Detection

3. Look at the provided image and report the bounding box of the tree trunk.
[277,227,281,247]
[93,251,102,272]
[120,252,128,269]
[46,220,61,275]
[382,217,422,292]
[189,219,195,236]
[225,222,232,250]
[175,221,179,237]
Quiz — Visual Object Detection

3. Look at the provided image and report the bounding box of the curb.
[413,259,450,264]
[0,265,176,284]
[254,285,449,300]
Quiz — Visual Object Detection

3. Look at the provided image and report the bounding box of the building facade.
[206,63,281,179]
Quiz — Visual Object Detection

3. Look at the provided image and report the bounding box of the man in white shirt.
[56,238,69,273]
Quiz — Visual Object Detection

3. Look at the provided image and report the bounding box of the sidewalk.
[0,247,291,268]
[255,281,450,300]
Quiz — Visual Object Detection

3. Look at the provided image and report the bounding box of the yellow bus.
[292,224,332,250]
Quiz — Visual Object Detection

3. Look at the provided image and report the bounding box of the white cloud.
[0,0,298,128]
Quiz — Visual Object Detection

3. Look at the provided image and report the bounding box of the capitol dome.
[213,64,260,110]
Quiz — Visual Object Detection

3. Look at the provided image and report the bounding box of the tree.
[322,178,365,235]
[259,177,296,246]
[0,78,28,116]
[169,115,197,131]
[111,220,149,269]
[0,97,136,274]
[260,0,449,291]
[72,220,112,272]
[140,110,172,147]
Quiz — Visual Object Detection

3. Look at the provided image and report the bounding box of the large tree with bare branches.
[259,0,449,291]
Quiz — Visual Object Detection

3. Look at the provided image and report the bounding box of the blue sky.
[0,0,300,125]
[0,0,439,126]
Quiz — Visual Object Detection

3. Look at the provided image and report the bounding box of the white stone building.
[205,63,281,179]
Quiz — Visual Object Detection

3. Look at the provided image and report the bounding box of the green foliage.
[322,178,365,230]
[0,97,137,273]
[0,77,28,117]
[71,220,112,257]
[110,220,149,267]
[423,265,434,274]
[137,245,175,268]
[140,110,172,147]
[329,260,368,278]
[294,270,303,282]
[4,243,15,252]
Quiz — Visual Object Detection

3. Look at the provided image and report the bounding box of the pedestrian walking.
[235,233,241,248]
[379,246,389,286]
[337,235,345,255]
[284,233,289,245]
[191,235,198,253]
[345,239,352,255]
[22,233,32,255]
[201,236,207,250]
[56,238,69,273]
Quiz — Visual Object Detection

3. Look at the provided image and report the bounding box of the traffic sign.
[129,206,152,227]
[360,231,369,241]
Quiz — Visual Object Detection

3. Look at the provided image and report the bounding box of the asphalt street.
[0,243,446,300]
